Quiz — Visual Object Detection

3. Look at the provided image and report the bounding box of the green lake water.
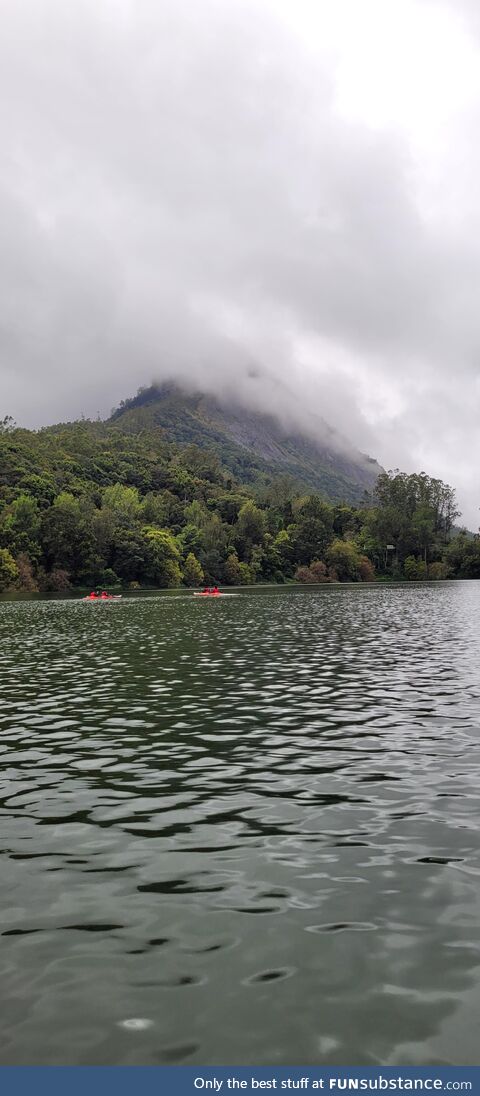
[1,582,480,1066]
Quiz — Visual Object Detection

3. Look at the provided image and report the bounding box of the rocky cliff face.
[110,383,382,503]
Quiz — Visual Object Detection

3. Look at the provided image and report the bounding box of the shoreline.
[0,576,468,601]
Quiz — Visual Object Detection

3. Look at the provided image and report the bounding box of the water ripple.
[1,583,480,1065]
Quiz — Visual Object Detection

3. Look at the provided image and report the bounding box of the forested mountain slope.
[0,390,475,592]
[110,384,381,504]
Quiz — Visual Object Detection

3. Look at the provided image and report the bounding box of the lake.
[1,582,480,1066]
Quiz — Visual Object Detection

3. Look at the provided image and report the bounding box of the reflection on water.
[1,583,480,1065]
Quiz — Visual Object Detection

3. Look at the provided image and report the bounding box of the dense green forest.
[0,413,478,591]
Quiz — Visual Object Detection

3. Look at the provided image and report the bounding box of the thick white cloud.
[0,0,479,524]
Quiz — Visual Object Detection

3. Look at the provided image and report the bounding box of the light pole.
[385,543,395,571]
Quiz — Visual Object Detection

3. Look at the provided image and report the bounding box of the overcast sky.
[1,0,479,524]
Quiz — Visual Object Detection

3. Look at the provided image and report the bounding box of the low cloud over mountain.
[0,0,479,523]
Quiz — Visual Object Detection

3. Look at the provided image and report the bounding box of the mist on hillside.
[1,0,480,520]
[138,367,378,467]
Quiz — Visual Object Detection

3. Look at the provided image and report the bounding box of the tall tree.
[291,496,333,565]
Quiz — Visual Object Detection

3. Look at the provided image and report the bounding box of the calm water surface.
[1,583,480,1066]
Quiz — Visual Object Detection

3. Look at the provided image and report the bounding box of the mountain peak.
[110,382,381,503]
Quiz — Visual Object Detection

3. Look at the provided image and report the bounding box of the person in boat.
[100,591,109,599]
[88,591,98,599]
[202,586,211,594]
[212,586,219,594]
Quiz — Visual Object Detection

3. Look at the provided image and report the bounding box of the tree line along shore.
[0,416,479,593]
